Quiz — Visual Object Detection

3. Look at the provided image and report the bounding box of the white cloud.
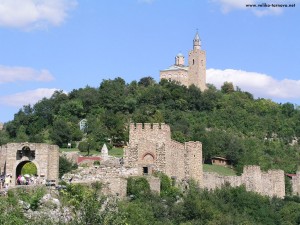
[0,65,54,84]
[207,68,300,100]
[0,0,77,29]
[211,0,298,16]
[212,0,254,13]
[0,88,59,107]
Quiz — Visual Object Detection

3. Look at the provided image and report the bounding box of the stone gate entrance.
[15,160,38,177]
[0,143,59,187]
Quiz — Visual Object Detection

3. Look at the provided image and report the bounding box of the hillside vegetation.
[1,77,300,174]
[203,164,236,176]
[2,178,300,224]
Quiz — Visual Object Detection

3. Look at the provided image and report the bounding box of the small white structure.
[79,119,87,132]
[101,143,109,161]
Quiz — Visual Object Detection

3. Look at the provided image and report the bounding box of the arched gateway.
[0,143,59,187]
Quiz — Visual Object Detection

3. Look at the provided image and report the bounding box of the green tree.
[50,118,72,147]
[59,156,78,178]
[221,81,234,94]
[21,162,37,175]
[138,76,156,87]
[127,177,151,199]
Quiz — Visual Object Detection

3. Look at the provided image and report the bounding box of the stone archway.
[142,152,155,164]
[15,160,38,177]
[0,143,59,187]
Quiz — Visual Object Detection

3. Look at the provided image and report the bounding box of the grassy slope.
[203,164,236,176]
[60,147,124,157]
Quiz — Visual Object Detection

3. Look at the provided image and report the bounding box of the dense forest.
[1,77,300,174]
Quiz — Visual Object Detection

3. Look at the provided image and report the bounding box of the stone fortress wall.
[123,123,202,185]
[1,125,286,198]
[203,165,285,198]
[0,143,59,187]
[123,123,286,198]
[62,162,161,197]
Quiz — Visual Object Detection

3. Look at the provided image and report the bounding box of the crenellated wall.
[203,166,285,198]
[128,123,171,145]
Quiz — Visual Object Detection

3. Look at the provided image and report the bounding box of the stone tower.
[188,32,207,91]
[123,123,203,186]
[160,31,207,91]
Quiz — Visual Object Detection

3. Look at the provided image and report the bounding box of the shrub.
[78,141,89,152]
[15,187,46,211]
[127,177,151,199]
[93,161,100,166]
[155,172,181,200]
[59,156,78,178]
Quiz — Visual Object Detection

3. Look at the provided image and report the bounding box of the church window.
[193,59,195,65]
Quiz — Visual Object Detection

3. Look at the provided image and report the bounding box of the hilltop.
[1,77,300,174]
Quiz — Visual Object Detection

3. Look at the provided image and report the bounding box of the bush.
[93,161,100,166]
[155,172,181,200]
[59,156,78,178]
[78,141,89,152]
[14,187,46,211]
[127,177,151,199]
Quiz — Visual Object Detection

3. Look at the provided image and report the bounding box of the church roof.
[160,65,188,72]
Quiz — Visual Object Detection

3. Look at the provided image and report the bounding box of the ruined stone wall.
[261,169,285,198]
[64,165,138,198]
[63,164,160,197]
[63,165,139,182]
[203,166,285,198]
[165,140,185,180]
[0,145,7,174]
[185,141,203,185]
[101,177,128,197]
[146,176,161,194]
[242,166,263,194]
[203,172,242,190]
[47,144,59,182]
[0,143,59,187]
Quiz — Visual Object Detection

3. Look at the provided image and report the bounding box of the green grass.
[203,164,236,176]
[60,148,79,152]
[109,147,124,157]
[60,147,124,157]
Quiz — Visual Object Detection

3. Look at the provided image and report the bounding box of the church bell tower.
[188,31,207,91]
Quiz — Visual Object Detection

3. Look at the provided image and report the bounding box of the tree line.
[1,77,300,173]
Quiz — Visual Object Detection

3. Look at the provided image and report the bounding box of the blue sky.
[0,0,300,122]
